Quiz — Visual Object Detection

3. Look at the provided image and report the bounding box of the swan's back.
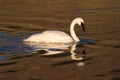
[42,31,69,38]
[24,30,73,43]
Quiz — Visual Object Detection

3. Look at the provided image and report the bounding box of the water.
[0,0,120,80]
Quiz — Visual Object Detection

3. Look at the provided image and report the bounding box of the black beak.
[81,22,85,32]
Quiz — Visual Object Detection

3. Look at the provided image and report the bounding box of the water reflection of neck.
[70,44,83,61]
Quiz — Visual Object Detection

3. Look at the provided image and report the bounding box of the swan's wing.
[41,30,73,43]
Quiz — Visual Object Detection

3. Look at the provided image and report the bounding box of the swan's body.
[23,17,85,43]
[24,30,73,43]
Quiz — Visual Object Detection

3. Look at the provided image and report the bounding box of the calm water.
[0,0,120,80]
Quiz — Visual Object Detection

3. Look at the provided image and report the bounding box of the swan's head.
[72,17,85,32]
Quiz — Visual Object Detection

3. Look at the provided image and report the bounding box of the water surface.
[0,0,120,80]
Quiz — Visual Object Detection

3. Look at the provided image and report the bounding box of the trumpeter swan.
[23,17,85,43]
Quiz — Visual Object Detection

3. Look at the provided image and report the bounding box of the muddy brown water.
[0,0,120,80]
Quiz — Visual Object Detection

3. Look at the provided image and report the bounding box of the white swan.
[23,17,85,43]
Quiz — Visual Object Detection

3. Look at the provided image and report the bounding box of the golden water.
[0,0,120,80]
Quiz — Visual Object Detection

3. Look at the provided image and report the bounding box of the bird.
[23,17,85,43]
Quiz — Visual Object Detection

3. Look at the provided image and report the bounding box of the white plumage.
[24,30,73,43]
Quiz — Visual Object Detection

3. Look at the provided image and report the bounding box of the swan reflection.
[24,42,86,63]
[70,44,84,61]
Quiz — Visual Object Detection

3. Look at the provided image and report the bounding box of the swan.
[23,17,85,43]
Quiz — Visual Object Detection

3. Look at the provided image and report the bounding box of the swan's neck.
[70,22,79,42]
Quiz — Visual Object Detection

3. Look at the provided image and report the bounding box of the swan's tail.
[23,38,28,42]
